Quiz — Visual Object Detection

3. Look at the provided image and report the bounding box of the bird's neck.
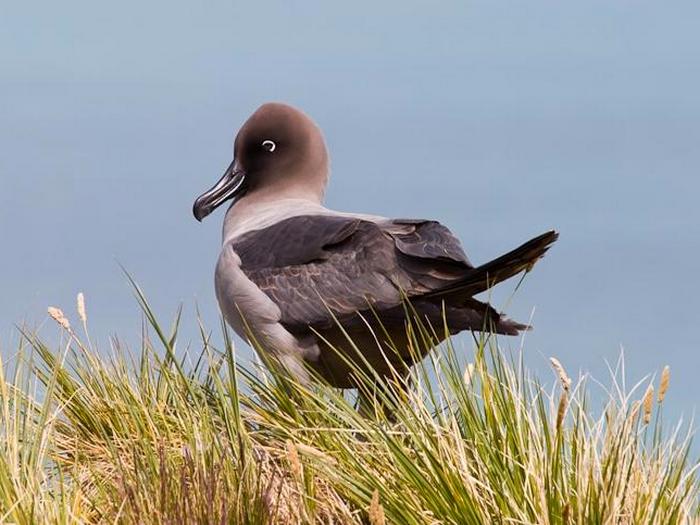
[222,191,326,243]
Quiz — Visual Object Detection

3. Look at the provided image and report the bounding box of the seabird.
[193,103,557,387]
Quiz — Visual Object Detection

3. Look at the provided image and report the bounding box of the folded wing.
[230,215,476,332]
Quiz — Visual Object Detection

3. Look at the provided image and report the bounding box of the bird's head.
[193,103,329,221]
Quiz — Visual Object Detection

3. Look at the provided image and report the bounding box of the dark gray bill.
[193,161,247,221]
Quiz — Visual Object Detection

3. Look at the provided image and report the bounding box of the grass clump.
[0,288,698,524]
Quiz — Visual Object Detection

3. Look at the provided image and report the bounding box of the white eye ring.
[262,140,276,152]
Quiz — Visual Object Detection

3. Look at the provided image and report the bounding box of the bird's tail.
[428,230,559,300]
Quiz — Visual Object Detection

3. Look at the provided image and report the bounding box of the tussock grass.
[0,288,698,524]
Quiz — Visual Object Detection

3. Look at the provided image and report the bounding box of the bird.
[193,102,557,388]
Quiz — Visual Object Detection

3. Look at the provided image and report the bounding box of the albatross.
[193,102,557,387]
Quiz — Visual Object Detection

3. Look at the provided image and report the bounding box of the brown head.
[193,103,329,221]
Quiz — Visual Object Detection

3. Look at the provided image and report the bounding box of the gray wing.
[231,215,473,332]
[390,218,472,266]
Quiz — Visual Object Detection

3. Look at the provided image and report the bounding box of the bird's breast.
[215,244,280,336]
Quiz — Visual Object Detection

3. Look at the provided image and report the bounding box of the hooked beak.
[192,160,247,222]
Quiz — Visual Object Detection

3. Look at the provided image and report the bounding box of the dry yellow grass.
[0,290,698,524]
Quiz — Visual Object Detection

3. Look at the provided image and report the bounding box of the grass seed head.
[47,306,70,330]
[285,440,302,481]
[556,391,568,431]
[77,293,87,323]
[658,366,670,403]
[550,357,572,392]
[369,490,386,525]
[643,384,655,424]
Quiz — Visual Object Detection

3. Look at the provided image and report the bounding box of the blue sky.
[2,1,699,419]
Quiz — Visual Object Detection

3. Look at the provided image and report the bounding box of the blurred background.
[2,1,699,419]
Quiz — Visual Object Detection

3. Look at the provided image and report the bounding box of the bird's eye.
[262,140,276,152]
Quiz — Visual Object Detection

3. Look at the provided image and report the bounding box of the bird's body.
[194,103,557,387]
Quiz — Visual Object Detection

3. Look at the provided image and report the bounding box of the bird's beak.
[193,160,247,222]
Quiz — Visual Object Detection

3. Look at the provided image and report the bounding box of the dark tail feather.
[428,230,559,300]
[458,297,531,336]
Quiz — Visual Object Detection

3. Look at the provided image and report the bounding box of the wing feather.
[231,215,473,332]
